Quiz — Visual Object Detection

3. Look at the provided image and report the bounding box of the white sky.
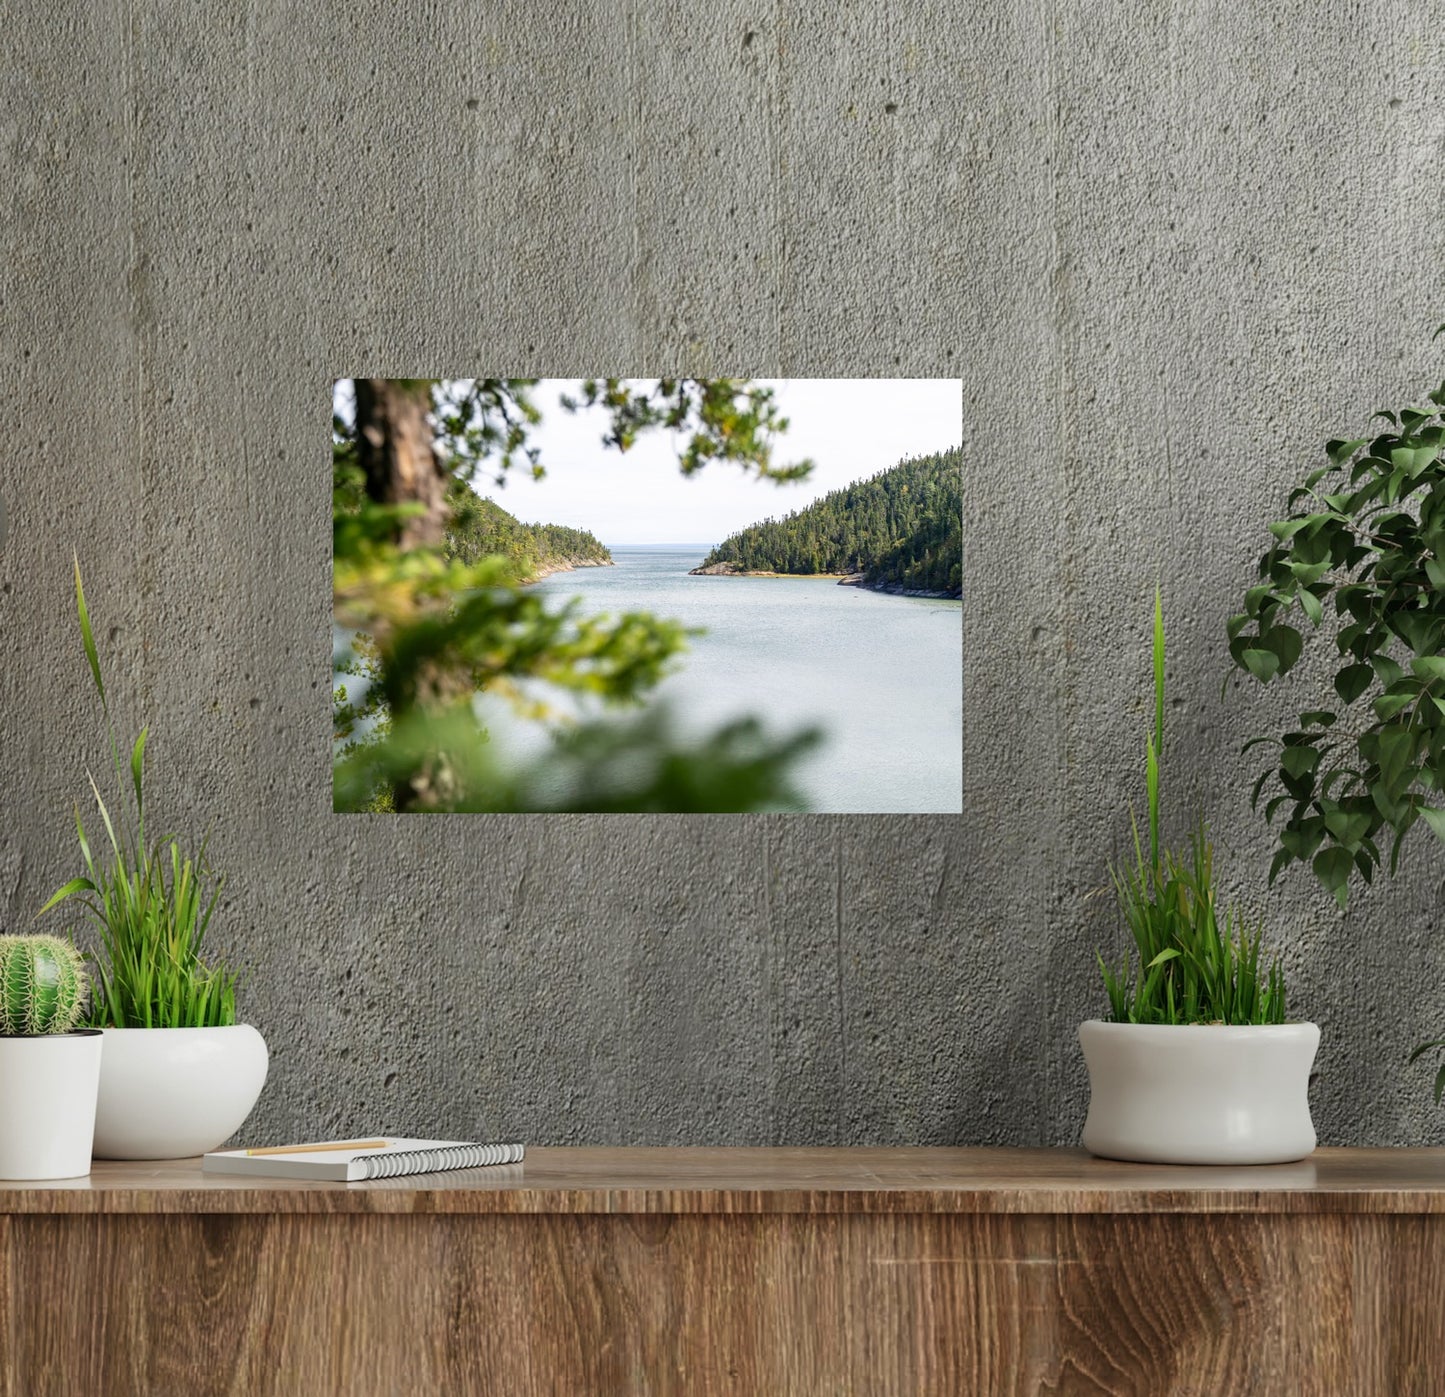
[474,379,961,546]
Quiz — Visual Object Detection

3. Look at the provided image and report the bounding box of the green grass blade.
[1152,586,1165,761]
[86,773,122,860]
[131,727,148,829]
[73,554,107,710]
[36,877,98,916]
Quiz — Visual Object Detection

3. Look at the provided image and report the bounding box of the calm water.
[493,546,961,813]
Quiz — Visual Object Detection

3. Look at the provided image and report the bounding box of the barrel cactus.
[0,935,88,1035]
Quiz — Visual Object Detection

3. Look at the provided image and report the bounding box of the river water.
[494,546,961,813]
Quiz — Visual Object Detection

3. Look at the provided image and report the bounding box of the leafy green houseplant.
[36,561,267,1159]
[1228,356,1445,1098]
[1228,369,1445,908]
[0,934,104,1180]
[1079,594,1318,1165]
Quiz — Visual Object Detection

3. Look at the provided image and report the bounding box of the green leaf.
[1373,655,1407,689]
[1394,614,1441,658]
[130,727,149,820]
[1378,726,1417,794]
[1412,656,1445,683]
[1264,794,1292,823]
[1419,807,1445,843]
[1287,559,1331,587]
[1374,692,1416,722]
[86,773,122,857]
[1327,438,1367,465]
[1322,807,1372,850]
[1243,583,1276,615]
[1391,444,1438,477]
[1336,586,1376,623]
[1249,766,1272,811]
[73,555,106,709]
[1242,647,1281,682]
[36,876,99,916]
[1264,625,1304,674]
[1312,846,1354,909]
[1337,621,1370,657]
[1281,824,1325,861]
[1152,588,1165,760]
[1299,589,1324,626]
[1270,515,1327,542]
[1335,663,1375,704]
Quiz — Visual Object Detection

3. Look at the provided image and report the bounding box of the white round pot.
[0,1030,104,1179]
[92,1024,268,1160]
[1079,1020,1320,1165]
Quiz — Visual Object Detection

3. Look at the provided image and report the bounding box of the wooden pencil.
[244,1139,391,1156]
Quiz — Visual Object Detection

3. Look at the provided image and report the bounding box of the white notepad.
[202,1138,525,1181]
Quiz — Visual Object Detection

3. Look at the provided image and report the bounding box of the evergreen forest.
[444,479,611,577]
[697,448,962,595]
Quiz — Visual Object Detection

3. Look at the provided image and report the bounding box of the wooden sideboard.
[2,1146,1444,1395]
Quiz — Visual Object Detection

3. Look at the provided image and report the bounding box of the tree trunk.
[353,379,447,550]
[350,379,451,811]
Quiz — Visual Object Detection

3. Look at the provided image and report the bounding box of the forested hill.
[445,480,612,579]
[695,448,962,596]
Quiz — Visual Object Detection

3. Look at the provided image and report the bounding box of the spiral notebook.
[202,1137,525,1181]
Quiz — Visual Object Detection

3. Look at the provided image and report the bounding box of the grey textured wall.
[1,1,1443,1148]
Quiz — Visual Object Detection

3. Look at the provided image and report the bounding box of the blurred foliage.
[335,704,820,814]
[333,379,820,812]
[700,448,962,594]
[562,379,813,481]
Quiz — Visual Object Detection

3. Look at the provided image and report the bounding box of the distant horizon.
[602,542,713,550]
[475,379,961,544]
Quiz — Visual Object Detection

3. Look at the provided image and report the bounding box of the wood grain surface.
[2,1150,1444,1395]
[2,1146,1445,1215]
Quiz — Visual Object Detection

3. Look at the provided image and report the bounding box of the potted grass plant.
[38,560,267,1159]
[1079,593,1319,1165]
[0,934,104,1179]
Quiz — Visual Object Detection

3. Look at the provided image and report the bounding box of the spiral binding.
[356,1142,525,1180]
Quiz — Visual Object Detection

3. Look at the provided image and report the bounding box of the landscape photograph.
[332,378,962,813]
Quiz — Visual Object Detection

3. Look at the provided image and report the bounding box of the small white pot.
[0,1030,104,1179]
[1079,1020,1320,1165]
[93,1024,268,1160]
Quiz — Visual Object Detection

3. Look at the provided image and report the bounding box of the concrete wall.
[1,0,1442,1147]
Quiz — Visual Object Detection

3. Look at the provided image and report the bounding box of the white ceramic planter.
[0,1030,104,1179]
[1079,1020,1320,1165]
[92,1024,268,1160]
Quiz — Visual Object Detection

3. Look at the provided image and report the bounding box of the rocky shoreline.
[688,561,957,599]
[686,562,850,580]
[524,557,615,583]
[836,574,960,600]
